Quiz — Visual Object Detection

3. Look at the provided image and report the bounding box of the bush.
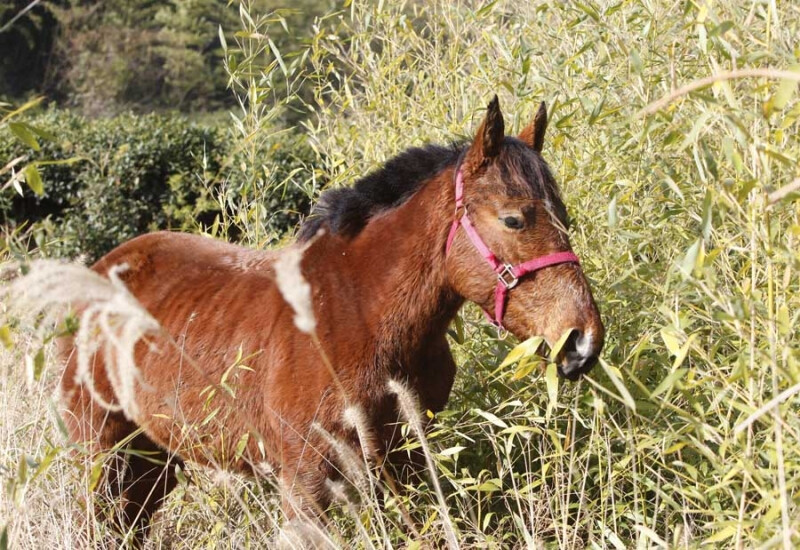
[0,108,314,260]
[0,109,224,259]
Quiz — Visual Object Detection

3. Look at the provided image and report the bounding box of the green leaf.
[772,64,800,111]
[0,524,7,550]
[651,368,688,398]
[31,448,57,483]
[608,195,618,227]
[25,123,56,142]
[499,336,543,368]
[660,327,681,356]
[438,445,466,457]
[548,329,574,362]
[778,304,790,336]
[234,432,249,461]
[476,0,498,17]
[0,96,43,125]
[709,20,734,36]
[482,511,495,532]
[630,50,643,74]
[218,25,227,51]
[511,357,538,380]
[474,478,502,493]
[33,347,45,381]
[545,362,559,411]
[679,239,702,279]
[16,454,28,483]
[9,122,40,151]
[268,38,287,76]
[472,409,508,429]
[702,525,737,544]
[88,458,104,492]
[0,325,12,349]
[598,358,636,411]
[672,334,697,369]
[24,164,44,195]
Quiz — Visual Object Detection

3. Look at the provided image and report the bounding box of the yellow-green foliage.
[2,0,800,548]
[308,2,800,544]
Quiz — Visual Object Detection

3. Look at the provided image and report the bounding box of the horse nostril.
[557,330,599,380]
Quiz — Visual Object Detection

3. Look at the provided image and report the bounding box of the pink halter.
[445,168,580,329]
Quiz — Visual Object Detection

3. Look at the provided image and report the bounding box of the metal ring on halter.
[497,264,519,289]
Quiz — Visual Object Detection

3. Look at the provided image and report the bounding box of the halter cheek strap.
[445,168,580,329]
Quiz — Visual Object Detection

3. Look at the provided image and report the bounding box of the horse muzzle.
[556,329,602,380]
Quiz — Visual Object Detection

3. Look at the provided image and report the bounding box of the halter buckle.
[498,264,519,289]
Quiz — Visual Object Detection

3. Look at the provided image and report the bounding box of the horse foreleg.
[100,433,183,548]
[63,385,181,547]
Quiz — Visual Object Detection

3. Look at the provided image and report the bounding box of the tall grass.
[2,0,800,548]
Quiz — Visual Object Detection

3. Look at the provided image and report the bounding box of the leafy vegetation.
[0,107,315,260]
[0,0,333,115]
[2,0,800,548]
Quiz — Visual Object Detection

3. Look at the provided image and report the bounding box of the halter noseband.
[445,168,580,329]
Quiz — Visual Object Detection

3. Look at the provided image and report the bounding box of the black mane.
[298,143,465,241]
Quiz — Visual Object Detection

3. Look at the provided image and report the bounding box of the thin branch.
[734,380,800,435]
[0,0,43,34]
[637,68,800,117]
[768,178,800,205]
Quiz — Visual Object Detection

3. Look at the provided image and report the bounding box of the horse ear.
[519,101,548,152]
[468,95,505,164]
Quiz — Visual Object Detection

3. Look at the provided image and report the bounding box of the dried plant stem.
[638,68,800,117]
[768,178,800,205]
[388,379,459,550]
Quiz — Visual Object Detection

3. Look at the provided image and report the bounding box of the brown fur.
[59,97,604,545]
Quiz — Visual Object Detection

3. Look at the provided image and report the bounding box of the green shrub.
[0,109,224,259]
[0,108,314,260]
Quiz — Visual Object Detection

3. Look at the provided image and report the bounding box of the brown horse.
[59,96,604,544]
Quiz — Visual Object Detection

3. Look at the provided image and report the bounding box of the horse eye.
[502,215,524,230]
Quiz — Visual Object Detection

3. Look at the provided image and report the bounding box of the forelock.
[496,139,566,219]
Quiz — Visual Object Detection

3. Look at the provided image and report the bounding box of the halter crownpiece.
[445,168,580,329]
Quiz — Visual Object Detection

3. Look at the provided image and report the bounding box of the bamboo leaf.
[25,164,44,195]
[679,239,702,279]
[0,96,43,125]
[0,325,12,349]
[9,122,40,151]
[548,329,574,362]
[772,64,800,111]
[500,336,543,368]
[218,25,227,51]
[438,445,466,457]
[511,357,538,380]
[660,327,682,356]
[33,347,46,381]
[651,368,688,398]
[599,358,636,411]
[702,525,737,544]
[268,38,287,76]
[545,362,559,412]
[472,409,508,429]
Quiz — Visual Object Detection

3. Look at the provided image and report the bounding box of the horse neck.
[348,168,463,369]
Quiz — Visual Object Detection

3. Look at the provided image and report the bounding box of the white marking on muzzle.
[576,330,595,358]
